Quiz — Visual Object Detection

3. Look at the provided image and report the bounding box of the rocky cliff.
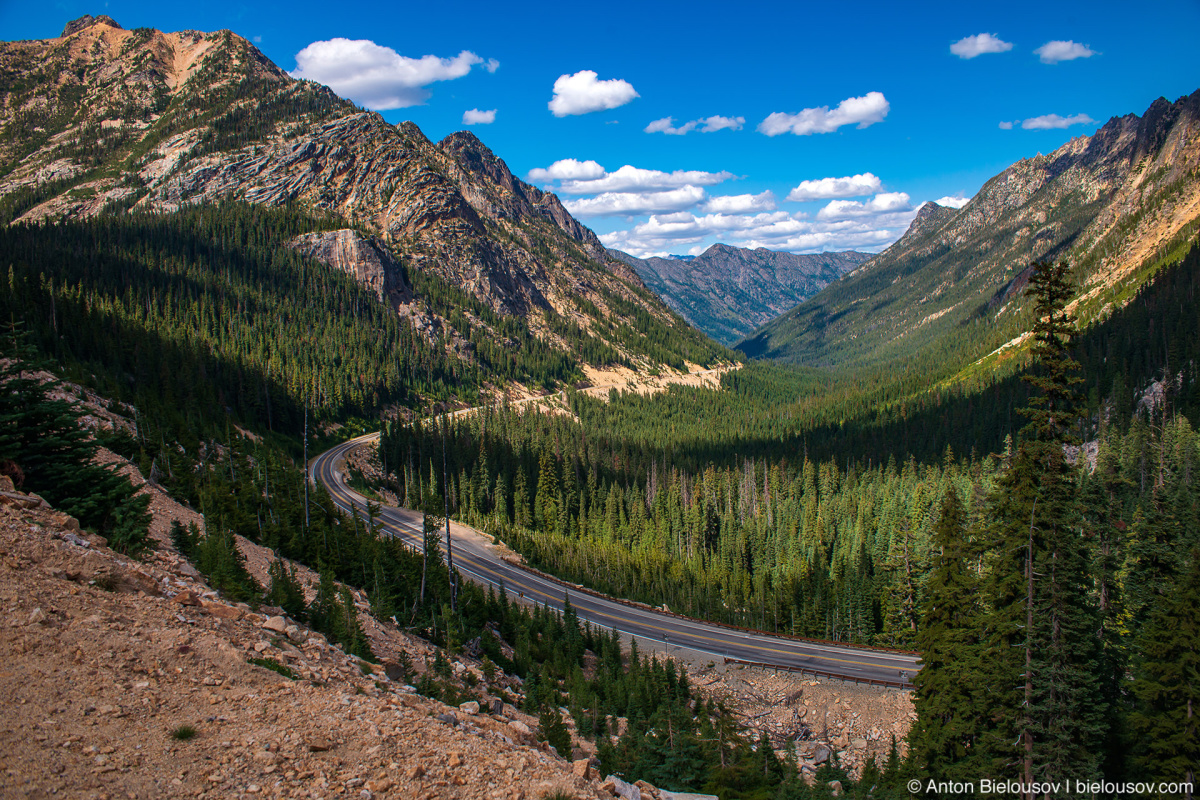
[611,244,870,345]
[0,16,716,373]
[740,90,1200,369]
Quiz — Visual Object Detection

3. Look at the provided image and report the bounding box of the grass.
[248,657,296,680]
[170,725,197,741]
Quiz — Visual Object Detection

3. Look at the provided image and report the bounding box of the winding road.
[313,432,921,688]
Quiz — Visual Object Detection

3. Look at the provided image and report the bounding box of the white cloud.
[1020,113,1096,130]
[698,115,745,132]
[758,92,890,136]
[999,120,1015,130]
[950,33,1013,59]
[291,39,489,109]
[484,59,500,73]
[935,195,970,209]
[786,172,883,202]
[1034,40,1097,64]
[600,206,915,257]
[462,108,496,125]
[252,35,263,44]
[645,117,697,135]
[817,192,912,221]
[557,164,735,195]
[645,115,745,135]
[701,191,777,214]
[548,70,638,117]
[562,186,708,217]
[526,158,607,183]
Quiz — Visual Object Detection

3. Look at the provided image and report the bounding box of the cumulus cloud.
[645,115,746,135]
[758,92,889,136]
[548,70,638,117]
[291,39,489,109]
[562,186,708,217]
[935,195,971,209]
[786,172,883,202]
[462,108,496,125]
[599,205,915,257]
[999,120,1015,130]
[950,33,1013,59]
[526,158,607,183]
[698,115,745,132]
[1034,40,1097,64]
[701,191,777,214]
[555,164,736,195]
[817,192,912,221]
[645,117,697,135]
[1019,113,1096,129]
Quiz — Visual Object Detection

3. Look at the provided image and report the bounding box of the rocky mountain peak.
[739,88,1200,368]
[61,14,122,37]
[0,18,714,372]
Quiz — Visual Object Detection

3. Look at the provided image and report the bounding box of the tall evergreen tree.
[975,261,1105,790]
[1129,548,1200,796]
[907,486,983,781]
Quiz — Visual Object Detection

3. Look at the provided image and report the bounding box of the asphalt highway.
[313,432,921,688]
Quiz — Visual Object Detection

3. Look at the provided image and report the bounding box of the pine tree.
[265,559,307,621]
[0,325,150,552]
[1129,548,1200,794]
[538,705,572,758]
[975,261,1105,790]
[907,486,983,780]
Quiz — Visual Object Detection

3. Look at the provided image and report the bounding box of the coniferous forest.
[1,192,1198,797]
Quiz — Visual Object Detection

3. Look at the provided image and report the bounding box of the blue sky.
[5,0,1199,256]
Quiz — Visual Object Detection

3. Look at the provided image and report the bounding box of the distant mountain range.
[609,244,871,345]
[739,90,1200,372]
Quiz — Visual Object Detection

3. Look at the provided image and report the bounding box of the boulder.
[262,615,288,633]
[458,700,480,715]
[572,758,593,781]
[604,775,640,800]
[201,601,243,620]
[172,590,202,607]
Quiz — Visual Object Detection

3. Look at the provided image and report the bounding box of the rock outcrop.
[290,229,413,308]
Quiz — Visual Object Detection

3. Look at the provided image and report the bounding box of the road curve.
[313,432,920,688]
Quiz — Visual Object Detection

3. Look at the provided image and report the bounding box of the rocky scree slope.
[610,244,870,345]
[740,90,1200,371]
[0,475,619,800]
[0,16,717,375]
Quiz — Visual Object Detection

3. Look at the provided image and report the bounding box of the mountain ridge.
[739,89,1200,372]
[611,243,871,345]
[0,15,725,377]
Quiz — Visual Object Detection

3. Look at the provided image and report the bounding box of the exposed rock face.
[0,20,687,361]
[740,89,1200,367]
[612,244,870,344]
[60,15,122,37]
[290,229,413,308]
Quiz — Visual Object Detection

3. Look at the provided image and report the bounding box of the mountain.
[739,90,1200,372]
[609,244,871,344]
[0,16,723,377]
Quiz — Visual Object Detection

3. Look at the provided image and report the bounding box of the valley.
[1,10,1199,800]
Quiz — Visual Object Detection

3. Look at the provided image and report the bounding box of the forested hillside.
[0,16,726,382]
[740,90,1200,379]
[379,251,1200,788]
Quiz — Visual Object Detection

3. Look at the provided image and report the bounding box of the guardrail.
[723,657,917,691]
